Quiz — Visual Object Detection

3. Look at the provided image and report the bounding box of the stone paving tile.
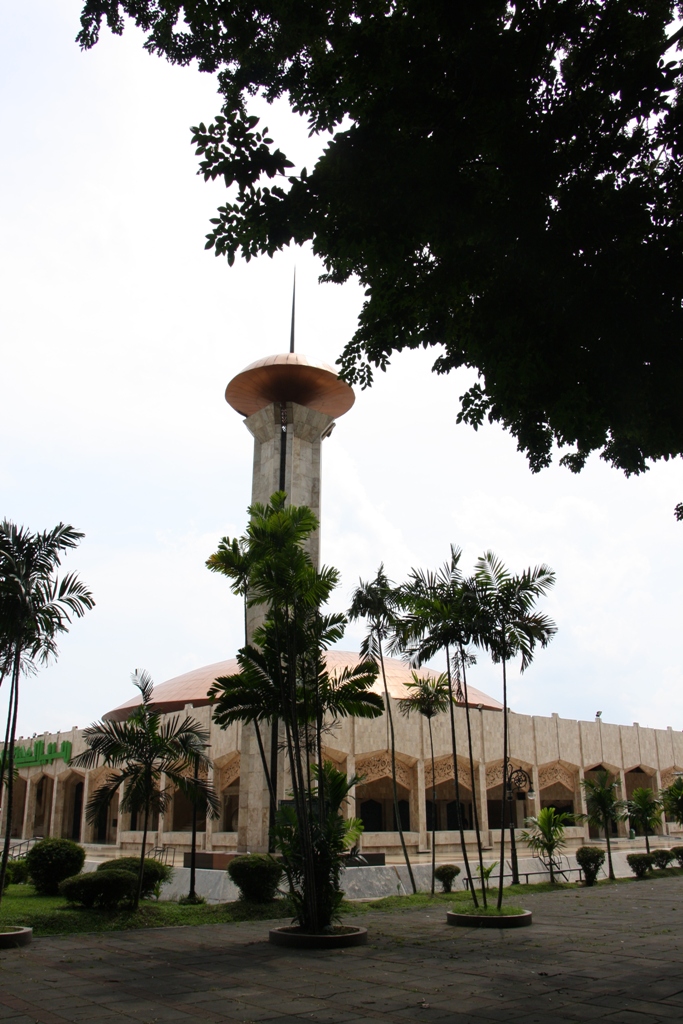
[2,879,683,1023]
[303,1010,367,1023]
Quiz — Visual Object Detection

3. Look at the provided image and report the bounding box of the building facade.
[4,652,682,859]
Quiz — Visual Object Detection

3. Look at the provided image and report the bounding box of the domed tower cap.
[225,353,355,418]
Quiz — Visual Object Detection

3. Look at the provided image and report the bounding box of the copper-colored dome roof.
[103,651,502,722]
[225,353,355,418]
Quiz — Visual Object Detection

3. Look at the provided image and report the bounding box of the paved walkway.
[0,879,682,1024]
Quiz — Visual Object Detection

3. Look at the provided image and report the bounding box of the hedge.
[96,857,172,899]
[576,846,606,887]
[434,864,461,893]
[60,870,138,909]
[26,839,85,896]
[626,852,655,879]
[228,855,283,903]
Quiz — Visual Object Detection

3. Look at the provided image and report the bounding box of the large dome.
[103,651,502,722]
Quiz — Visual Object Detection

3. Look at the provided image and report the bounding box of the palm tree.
[209,629,383,785]
[349,566,417,894]
[0,521,94,900]
[215,493,383,932]
[580,769,627,880]
[661,777,683,829]
[71,670,219,909]
[398,672,450,894]
[273,760,365,928]
[397,552,482,904]
[627,786,662,854]
[473,553,556,908]
[520,806,575,882]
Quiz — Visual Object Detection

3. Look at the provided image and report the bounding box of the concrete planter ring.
[269,925,368,949]
[0,927,32,948]
[447,910,532,929]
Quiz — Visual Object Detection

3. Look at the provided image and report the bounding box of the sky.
[1,1,682,740]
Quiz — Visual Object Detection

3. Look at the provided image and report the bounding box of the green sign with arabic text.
[9,739,72,769]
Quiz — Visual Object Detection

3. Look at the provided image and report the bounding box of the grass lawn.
[0,885,297,936]
[2,869,679,937]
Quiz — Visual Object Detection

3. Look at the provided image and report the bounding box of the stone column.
[416,760,428,852]
[530,764,541,822]
[81,771,93,844]
[617,769,628,837]
[157,775,171,850]
[244,401,334,624]
[49,771,61,838]
[237,730,270,853]
[345,754,356,821]
[238,400,336,853]
[205,764,216,851]
[654,769,666,836]
[476,763,489,842]
[22,774,38,839]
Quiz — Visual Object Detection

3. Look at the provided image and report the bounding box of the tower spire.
[289,269,296,353]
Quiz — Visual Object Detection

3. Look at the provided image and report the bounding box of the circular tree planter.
[447,910,532,929]
[0,927,32,948]
[269,925,367,949]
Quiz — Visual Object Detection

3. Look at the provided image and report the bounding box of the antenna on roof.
[289,268,296,353]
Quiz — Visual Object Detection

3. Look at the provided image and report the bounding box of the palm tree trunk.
[445,646,478,905]
[428,717,436,895]
[0,646,21,903]
[605,819,615,880]
[269,717,279,848]
[459,645,486,908]
[378,639,417,894]
[497,653,508,910]
[315,641,325,830]
[645,828,650,854]
[284,620,319,933]
[0,666,14,796]
[136,782,151,911]
[271,607,318,932]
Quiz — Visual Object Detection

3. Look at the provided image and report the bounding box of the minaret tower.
[224,305,355,851]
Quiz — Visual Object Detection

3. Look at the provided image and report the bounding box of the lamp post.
[506,765,535,886]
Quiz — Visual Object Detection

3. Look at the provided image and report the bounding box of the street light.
[506,765,535,886]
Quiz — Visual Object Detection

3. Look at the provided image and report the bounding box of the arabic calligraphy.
[9,740,73,769]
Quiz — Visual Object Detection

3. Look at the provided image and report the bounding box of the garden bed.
[0,926,32,948]
[269,925,367,948]
[447,907,532,928]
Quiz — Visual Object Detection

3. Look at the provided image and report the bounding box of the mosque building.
[4,342,683,862]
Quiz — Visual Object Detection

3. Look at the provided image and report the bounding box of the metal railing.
[148,845,176,866]
[8,838,38,860]
[463,856,590,889]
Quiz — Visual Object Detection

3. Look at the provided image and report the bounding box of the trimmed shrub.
[5,859,29,885]
[670,846,683,868]
[434,864,461,893]
[96,858,172,899]
[576,846,606,887]
[652,848,674,870]
[627,852,655,879]
[26,838,85,895]
[228,855,283,903]
[60,870,138,909]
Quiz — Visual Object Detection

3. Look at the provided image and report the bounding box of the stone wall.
[4,702,682,860]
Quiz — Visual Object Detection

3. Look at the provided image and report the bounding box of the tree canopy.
[78,1,683,476]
